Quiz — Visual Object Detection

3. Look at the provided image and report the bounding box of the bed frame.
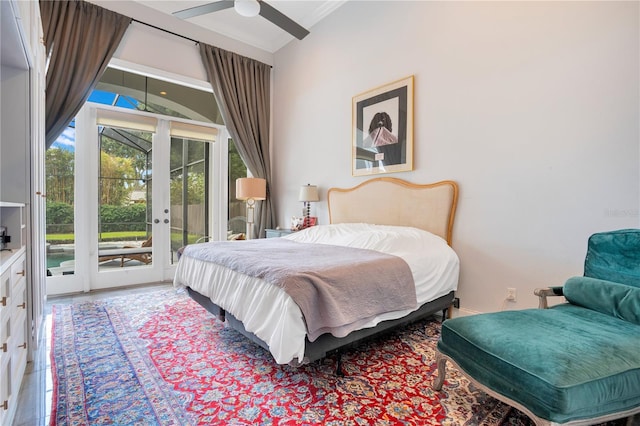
[186,177,459,370]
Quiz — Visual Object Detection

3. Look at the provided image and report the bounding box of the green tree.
[100,151,136,206]
[170,171,205,205]
[101,131,150,189]
[228,140,248,218]
[169,139,209,206]
[229,140,246,184]
[46,201,74,234]
[46,148,74,204]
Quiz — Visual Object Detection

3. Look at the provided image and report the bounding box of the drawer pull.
[0,297,5,307]
[2,400,7,410]
[18,302,26,309]
[16,270,25,277]
[1,343,6,353]
[18,342,26,349]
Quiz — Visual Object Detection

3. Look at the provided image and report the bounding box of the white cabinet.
[1,0,46,424]
[0,202,28,425]
[1,0,46,348]
[0,243,27,426]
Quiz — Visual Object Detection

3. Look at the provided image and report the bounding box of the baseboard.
[451,307,482,318]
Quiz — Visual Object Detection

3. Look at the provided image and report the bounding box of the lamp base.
[246,202,255,239]
[302,202,312,229]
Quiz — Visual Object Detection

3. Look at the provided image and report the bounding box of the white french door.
[91,113,169,289]
[46,105,223,295]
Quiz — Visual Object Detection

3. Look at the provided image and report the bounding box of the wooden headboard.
[327,177,459,246]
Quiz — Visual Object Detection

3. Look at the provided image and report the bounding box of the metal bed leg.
[335,350,345,376]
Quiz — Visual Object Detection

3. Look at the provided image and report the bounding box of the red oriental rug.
[49,289,628,425]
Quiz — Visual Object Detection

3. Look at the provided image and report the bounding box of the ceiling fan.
[173,0,310,40]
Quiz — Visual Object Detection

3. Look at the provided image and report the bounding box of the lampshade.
[234,0,260,17]
[298,184,319,202]
[236,177,266,201]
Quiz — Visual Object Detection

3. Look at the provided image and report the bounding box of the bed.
[174,177,460,367]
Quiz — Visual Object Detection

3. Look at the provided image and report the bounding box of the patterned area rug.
[50,289,627,425]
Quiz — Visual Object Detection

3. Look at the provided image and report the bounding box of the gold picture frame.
[352,75,414,176]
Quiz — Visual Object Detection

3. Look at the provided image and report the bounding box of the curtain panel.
[199,44,275,239]
[40,0,131,149]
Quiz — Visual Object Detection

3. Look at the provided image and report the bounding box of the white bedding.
[173,223,459,365]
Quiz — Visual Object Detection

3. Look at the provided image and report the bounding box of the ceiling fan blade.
[259,1,310,40]
[173,1,234,19]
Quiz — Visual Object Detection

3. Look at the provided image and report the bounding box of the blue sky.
[52,90,138,152]
[53,122,75,152]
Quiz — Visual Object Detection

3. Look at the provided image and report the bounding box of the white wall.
[272,1,640,314]
[90,0,274,68]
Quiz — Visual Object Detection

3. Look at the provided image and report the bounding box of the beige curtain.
[40,0,131,148]
[199,44,275,238]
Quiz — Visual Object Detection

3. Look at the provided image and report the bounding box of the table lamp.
[298,184,319,229]
[236,177,266,239]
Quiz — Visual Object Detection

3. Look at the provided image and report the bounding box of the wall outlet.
[453,297,460,309]
[506,287,517,302]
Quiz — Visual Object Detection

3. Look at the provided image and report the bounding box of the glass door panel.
[45,124,76,280]
[228,139,247,237]
[97,126,153,271]
[170,137,209,264]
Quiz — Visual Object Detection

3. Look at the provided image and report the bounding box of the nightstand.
[265,228,294,238]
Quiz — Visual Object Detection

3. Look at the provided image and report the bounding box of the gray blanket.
[184,239,417,341]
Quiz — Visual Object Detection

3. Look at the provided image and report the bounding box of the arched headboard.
[327,177,459,246]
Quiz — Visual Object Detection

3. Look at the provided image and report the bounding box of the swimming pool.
[47,252,75,269]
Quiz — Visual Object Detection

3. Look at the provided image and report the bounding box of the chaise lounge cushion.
[438,306,640,424]
[584,229,640,287]
[563,276,640,325]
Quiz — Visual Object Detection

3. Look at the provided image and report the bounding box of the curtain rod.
[131,18,199,45]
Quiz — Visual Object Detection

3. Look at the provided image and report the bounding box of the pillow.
[563,276,640,325]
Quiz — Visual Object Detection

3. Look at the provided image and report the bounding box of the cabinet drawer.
[10,254,26,289]
[11,308,28,395]
[11,283,27,356]
[12,275,26,314]
[0,352,10,424]
[0,268,11,316]
[0,313,9,353]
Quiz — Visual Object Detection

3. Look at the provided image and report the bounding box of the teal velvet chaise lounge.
[433,229,640,425]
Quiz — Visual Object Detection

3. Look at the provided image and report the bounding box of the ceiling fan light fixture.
[234,0,260,17]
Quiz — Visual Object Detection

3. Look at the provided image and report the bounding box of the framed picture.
[352,75,414,176]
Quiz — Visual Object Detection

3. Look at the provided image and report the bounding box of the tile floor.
[12,282,173,426]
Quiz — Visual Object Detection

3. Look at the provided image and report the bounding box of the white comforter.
[173,223,459,365]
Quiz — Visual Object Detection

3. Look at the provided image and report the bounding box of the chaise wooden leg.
[432,351,447,391]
